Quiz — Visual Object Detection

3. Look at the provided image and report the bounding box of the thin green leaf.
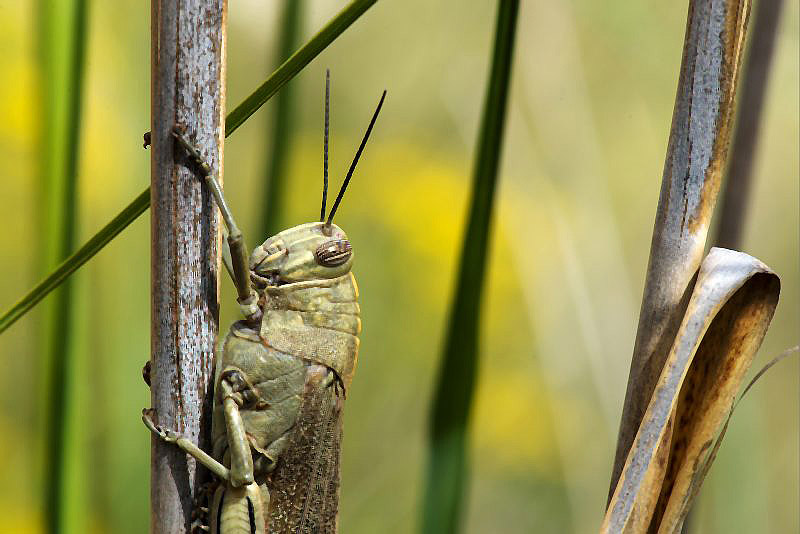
[421,1,519,533]
[260,0,304,238]
[0,0,379,334]
[0,189,149,335]
[225,0,377,137]
[37,0,89,530]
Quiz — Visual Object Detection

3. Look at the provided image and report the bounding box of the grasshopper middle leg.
[142,409,231,483]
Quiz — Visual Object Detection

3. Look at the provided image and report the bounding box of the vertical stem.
[421,1,519,532]
[150,1,227,532]
[609,0,751,502]
[715,0,784,249]
[260,0,304,238]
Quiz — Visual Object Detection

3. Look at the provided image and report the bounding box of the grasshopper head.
[247,77,384,291]
[249,222,353,287]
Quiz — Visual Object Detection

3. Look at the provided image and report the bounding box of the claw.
[142,360,151,387]
[141,409,178,443]
[171,126,211,177]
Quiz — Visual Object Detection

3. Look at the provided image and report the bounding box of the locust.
[142,71,386,533]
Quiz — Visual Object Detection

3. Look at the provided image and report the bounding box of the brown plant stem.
[609,0,752,503]
[149,1,227,531]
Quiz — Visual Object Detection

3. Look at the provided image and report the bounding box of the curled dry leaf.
[601,248,780,533]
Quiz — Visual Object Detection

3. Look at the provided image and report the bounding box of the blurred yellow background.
[0,0,797,532]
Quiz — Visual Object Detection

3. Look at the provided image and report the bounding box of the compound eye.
[315,239,352,267]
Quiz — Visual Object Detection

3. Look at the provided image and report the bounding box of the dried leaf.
[602,248,780,533]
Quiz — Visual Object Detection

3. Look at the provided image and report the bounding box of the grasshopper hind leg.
[210,483,267,534]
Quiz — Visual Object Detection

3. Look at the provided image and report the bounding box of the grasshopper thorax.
[249,222,353,290]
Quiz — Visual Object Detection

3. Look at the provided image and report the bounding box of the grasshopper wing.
[265,370,344,533]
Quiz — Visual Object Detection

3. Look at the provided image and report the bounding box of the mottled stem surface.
[610,0,751,501]
[150,1,227,532]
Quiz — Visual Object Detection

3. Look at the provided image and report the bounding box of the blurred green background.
[0,0,797,532]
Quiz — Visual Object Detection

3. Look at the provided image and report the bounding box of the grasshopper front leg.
[171,126,260,323]
[142,408,231,483]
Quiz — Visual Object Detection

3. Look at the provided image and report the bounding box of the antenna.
[321,69,330,222]
[326,90,387,226]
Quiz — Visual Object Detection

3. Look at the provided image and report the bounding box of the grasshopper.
[143,72,386,533]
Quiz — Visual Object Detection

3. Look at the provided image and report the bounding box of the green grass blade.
[260,0,304,238]
[0,0,379,335]
[37,0,90,531]
[225,0,378,137]
[421,1,519,532]
[0,189,149,335]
